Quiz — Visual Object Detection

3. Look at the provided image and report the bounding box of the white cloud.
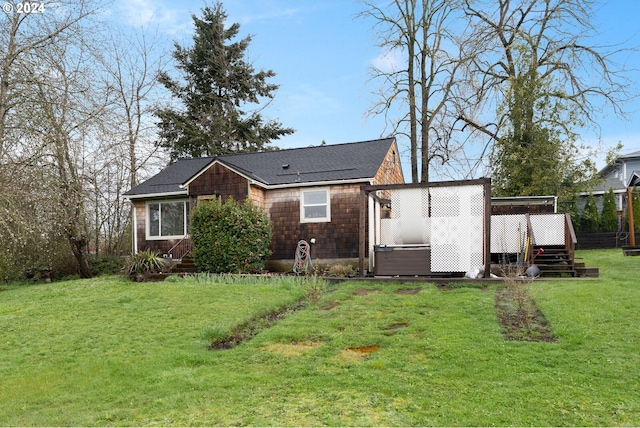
[370,49,404,73]
[115,0,192,36]
[237,8,301,26]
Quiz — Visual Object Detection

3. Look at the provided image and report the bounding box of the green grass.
[0,249,639,426]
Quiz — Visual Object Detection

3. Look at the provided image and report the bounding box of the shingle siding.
[188,163,248,201]
[266,185,363,260]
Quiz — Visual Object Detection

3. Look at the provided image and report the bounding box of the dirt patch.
[396,288,421,295]
[386,322,408,330]
[262,341,322,357]
[347,344,379,354]
[208,299,307,350]
[354,289,375,296]
[319,301,340,311]
[495,286,555,342]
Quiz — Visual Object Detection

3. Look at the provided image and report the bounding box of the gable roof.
[123,157,214,198]
[599,150,640,179]
[124,137,398,199]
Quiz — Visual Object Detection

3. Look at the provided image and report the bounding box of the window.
[147,200,188,239]
[300,187,330,223]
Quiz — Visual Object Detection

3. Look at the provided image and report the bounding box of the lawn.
[0,249,638,426]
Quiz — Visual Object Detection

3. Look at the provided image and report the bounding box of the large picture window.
[300,187,331,223]
[147,200,188,239]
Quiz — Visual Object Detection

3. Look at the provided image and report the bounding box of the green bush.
[92,255,126,277]
[191,197,272,274]
[600,188,618,232]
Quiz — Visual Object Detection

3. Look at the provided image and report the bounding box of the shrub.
[600,188,618,232]
[580,192,600,232]
[191,197,272,274]
[122,249,166,281]
[92,255,126,277]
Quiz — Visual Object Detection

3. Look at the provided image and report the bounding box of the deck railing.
[167,235,192,260]
[565,213,577,263]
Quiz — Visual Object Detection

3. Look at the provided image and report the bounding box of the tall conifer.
[155,2,293,160]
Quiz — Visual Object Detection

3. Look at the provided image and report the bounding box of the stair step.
[540,271,576,277]
[576,267,599,277]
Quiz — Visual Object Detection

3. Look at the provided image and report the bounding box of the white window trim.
[300,187,331,223]
[146,199,188,240]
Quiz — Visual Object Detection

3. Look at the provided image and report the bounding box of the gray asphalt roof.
[123,157,214,197]
[591,176,627,193]
[124,137,396,198]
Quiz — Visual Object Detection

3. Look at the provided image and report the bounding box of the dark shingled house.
[123,138,404,264]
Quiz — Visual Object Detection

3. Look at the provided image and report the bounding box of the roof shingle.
[124,138,397,198]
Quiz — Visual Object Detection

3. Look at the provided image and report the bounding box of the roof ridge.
[218,137,394,159]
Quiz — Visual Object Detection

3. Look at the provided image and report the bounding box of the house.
[123,138,404,265]
[583,150,640,212]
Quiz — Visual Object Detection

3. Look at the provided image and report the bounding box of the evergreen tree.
[155,2,294,160]
[600,188,618,232]
[580,192,599,232]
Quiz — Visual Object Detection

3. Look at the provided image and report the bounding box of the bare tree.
[0,1,95,158]
[360,0,470,183]
[0,0,108,278]
[29,40,110,277]
[90,29,168,256]
[455,0,633,188]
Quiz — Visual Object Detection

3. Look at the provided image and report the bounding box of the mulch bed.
[495,286,555,342]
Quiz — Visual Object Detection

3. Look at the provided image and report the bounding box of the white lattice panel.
[384,187,430,244]
[430,185,484,272]
[530,214,565,245]
[491,215,528,254]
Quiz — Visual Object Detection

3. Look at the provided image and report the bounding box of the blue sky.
[112,0,640,179]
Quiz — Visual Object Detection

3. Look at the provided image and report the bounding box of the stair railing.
[167,235,192,260]
[564,213,577,266]
[526,213,536,265]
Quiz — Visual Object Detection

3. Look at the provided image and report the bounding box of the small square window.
[300,188,331,223]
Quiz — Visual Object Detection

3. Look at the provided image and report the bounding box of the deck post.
[628,187,636,246]
[359,187,367,277]
[483,178,492,278]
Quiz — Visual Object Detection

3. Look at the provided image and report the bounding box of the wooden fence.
[575,232,640,250]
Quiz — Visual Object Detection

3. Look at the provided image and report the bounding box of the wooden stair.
[531,245,598,278]
[171,254,199,274]
[532,245,576,277]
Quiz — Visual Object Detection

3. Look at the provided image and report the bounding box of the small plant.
[495,267,554,342]
[122,250,166,282]
[327,263,356,277]
[304,274,327,303]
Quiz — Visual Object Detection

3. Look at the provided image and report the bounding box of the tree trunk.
[67,227,92,278]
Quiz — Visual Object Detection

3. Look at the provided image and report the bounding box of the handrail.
[167,235,192,260]
[525,213,536,265]
[565,213,577,245]
[564,213,577,267]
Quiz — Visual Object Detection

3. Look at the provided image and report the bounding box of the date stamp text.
[2,2,46,14]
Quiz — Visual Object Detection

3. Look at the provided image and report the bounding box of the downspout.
[130,200,138,255]
[367,179,375,275]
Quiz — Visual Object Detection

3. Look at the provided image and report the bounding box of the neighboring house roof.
[598,150,640,178]
[124,137,398,199]
[589,150,640,195]
[591,176,627,194]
